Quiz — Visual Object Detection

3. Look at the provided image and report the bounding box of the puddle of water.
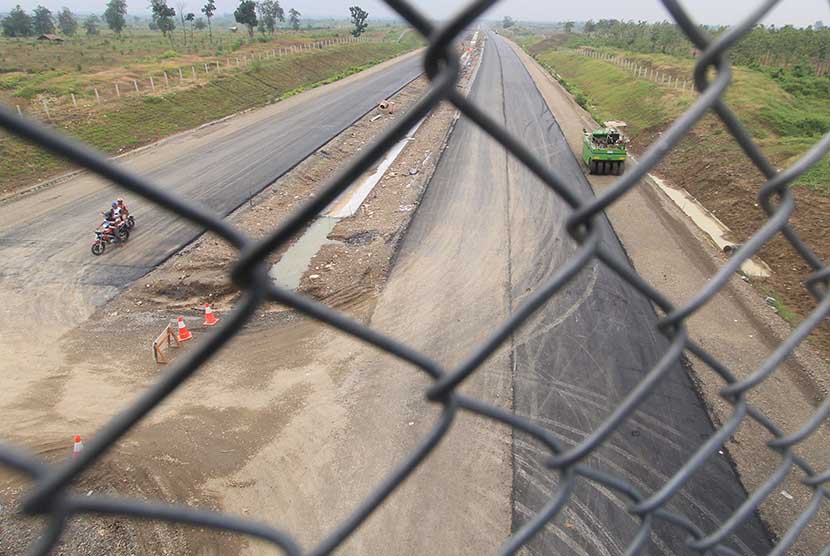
[649,174,770,277]
[271,116,427,291]
[269,217,339,290]
[325,118,425,218]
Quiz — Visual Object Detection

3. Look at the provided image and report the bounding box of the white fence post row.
[8,27,497,117]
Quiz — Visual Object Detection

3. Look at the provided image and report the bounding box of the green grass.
[535,50,685,134]
[768,292,800,325]
[0,27,413,108]
[533,47,830,192]
[0,41,418,193]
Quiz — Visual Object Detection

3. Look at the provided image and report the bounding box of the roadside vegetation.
[518,22,829,350]
[0,1,419,193]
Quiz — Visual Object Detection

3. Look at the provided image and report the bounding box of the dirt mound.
[632,117,830,353]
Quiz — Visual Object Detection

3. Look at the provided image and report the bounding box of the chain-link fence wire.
[0,0,829,554]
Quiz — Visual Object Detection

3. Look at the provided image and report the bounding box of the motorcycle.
[91,227,129,256]
[123,214,135,229]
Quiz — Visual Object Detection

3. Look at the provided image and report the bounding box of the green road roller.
[582,122,628,176]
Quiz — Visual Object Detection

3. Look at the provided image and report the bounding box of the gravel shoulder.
[508,38,829,553]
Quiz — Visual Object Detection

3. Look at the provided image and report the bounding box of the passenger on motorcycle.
[116,198,129,219]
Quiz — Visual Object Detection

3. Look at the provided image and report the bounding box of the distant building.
[37,34,64,42]
[228,26,238,32]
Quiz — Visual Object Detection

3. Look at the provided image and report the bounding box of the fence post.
[216,60,220,71]
[164,71,169,87]
[41,99,50,120]
[204,63,209,74]
[71,93,77,107]
[192,66,196,79]
[94,88,100,103]
[150,76,155,91]
[179,67,184,80]
[17,105,22,115]
[115,83,120,97]
[236,57,240,66]
[133,80,139,92]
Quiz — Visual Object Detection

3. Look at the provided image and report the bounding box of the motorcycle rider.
[103,202,117,222]
[97,217,117,242]
[98,203,124,242]
[112,201,124,224]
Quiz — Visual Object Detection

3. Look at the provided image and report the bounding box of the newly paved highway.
[334,33,770,555]
[0,52,421,348]
[483,33,770,554]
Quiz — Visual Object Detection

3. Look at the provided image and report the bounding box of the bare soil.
[631,117,830,354]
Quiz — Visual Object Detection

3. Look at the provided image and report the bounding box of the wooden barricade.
[152,324,179,364]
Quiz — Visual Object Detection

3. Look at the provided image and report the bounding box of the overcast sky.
[2,0,828,27]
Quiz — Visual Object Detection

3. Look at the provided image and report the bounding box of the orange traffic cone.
[177,316,192,341]
[203,304,219,326]
[73,435,83,457]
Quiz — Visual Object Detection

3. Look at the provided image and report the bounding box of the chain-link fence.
[1,0,829,554]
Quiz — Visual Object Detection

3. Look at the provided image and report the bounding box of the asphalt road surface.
[0,52,421,347]
[339,32,771,555]
[493,32,770,555]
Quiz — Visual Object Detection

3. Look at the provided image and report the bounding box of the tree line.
[570,19,830,76]
[2,2,370,42]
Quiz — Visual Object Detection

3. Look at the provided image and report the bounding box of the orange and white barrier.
[204,304,219,326]
[177,316,192,342]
